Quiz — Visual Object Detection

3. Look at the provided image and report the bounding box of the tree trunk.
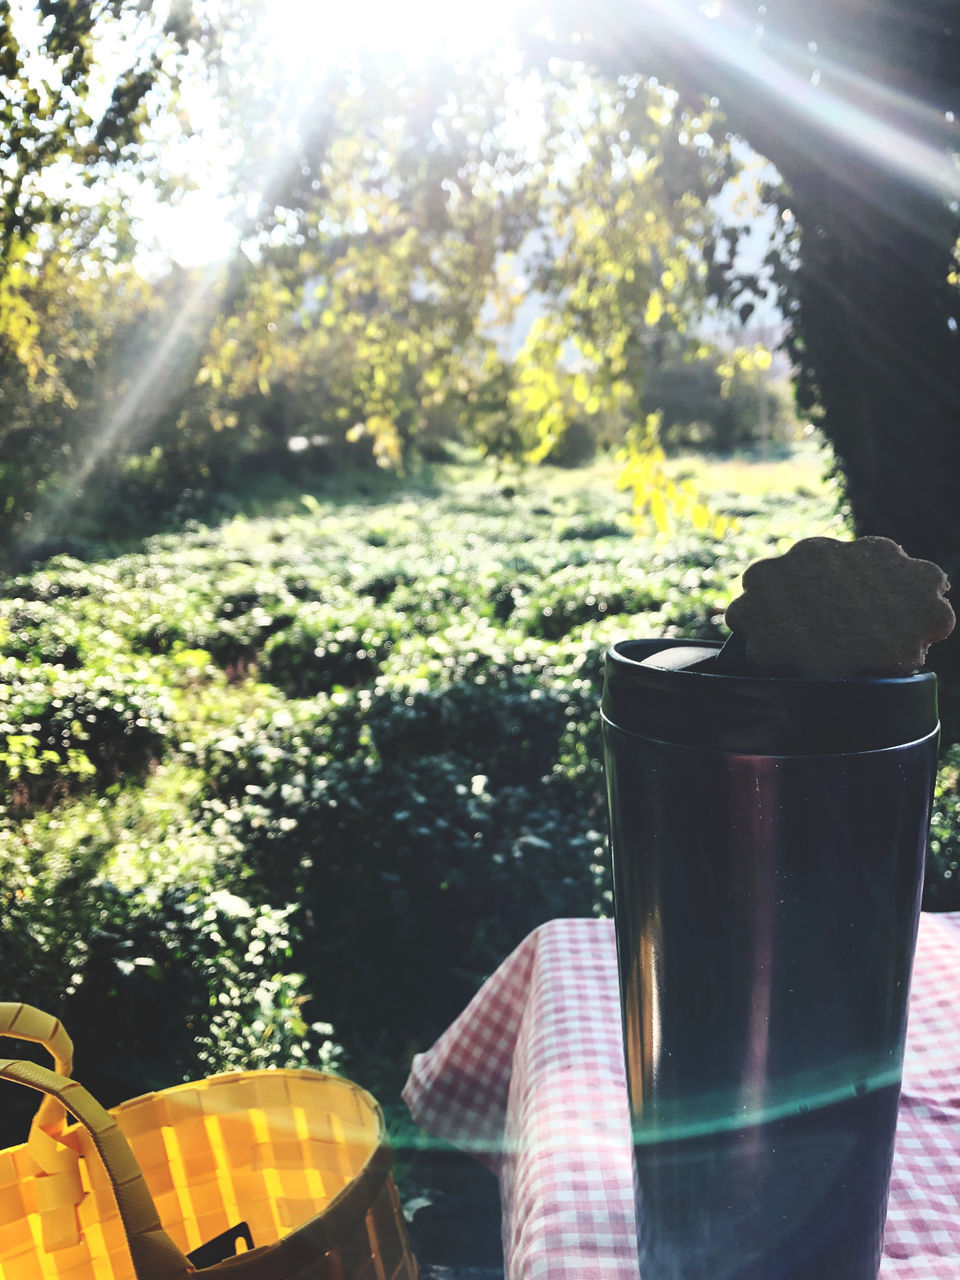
[784,169,960,738]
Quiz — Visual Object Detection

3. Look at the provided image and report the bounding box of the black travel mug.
[601,638,940,1280]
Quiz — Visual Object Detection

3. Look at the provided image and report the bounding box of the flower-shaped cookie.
[724,536,956,679]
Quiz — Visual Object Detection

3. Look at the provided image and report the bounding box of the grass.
[411,438,836,510]
[25,437,837,571]
[668,439,834,498]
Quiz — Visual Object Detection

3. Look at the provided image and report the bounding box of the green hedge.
[0,657,173,807]
[259,602,407,697]
[199,663,607,1045]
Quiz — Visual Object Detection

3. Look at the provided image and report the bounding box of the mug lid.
[602,639,939,754]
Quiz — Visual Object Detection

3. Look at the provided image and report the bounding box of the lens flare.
[616,0,959,203]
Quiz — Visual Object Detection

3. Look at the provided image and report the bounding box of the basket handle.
[0,1002,74,1132]
[0,1004,85,1252]
[0,1057,194,1280]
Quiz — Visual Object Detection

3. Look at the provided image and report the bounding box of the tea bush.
[203,736,605,1046]
[199,645,608,1027]
[361,678,571,786]
[129,577,300,668]
[0,599,86,668]
[5,559,115,602]
[517,571,665,640]
[259,602,408,696]
[0,657,174,808]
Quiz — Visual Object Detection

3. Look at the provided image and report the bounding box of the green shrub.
[259,602,407,696]
[133,594,219,655]
[3,557,114,602]
[516,568,668,640]
[195,657,609,1054]
[362,677,570,787]
[356,568,417,603]
[924,744,960,911]
[642,353,799,453]
[380,619,558,691]
[0,599,86,668]
[489,575,538,622]
[0,856,341,1145]
[388,576,481,626]
[129,573,300,669]
[204,747,604,1050]
[558,518,631,541]
[0,658,174,808]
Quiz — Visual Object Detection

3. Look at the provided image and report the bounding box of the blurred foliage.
[925,744,960,911]
[0,0,206,544]
[643,344,799,454]
[0,0,193,260]
[166,52,742,498]
[616,415,736,538]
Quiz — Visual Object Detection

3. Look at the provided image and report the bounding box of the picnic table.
[403,914,960,1280]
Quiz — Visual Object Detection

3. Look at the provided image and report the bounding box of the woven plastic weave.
[0,1003,418,1280]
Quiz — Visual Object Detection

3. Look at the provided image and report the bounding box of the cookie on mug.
[723,536,955,679]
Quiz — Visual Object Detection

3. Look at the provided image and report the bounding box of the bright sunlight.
[271,0,522,66]
[137,0,528,267]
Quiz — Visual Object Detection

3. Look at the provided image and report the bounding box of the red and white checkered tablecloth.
[403,914,960,1280]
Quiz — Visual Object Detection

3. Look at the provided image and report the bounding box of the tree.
[0,4,753,549]
[506,64,736,464]
[522,0,960,736]
[0,1,218,554]
[186,36,738,478]
[0,0,201,358]
[642,342,790,453]
[0,232,155,544]
[172,52,546,471]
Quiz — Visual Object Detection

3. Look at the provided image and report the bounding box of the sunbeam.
[14,0,391,556]
[15,263,230,556]
[588,0,959,204]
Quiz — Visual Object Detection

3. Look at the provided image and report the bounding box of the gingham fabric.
[403,914,960,1280]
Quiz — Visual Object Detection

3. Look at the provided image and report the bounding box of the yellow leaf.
[649,490,669,533]
[644,292,663,326]
[366,415,404,470]
[521,386,550,414]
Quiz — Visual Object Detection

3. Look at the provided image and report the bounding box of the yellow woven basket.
[0,1004,418,1280]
